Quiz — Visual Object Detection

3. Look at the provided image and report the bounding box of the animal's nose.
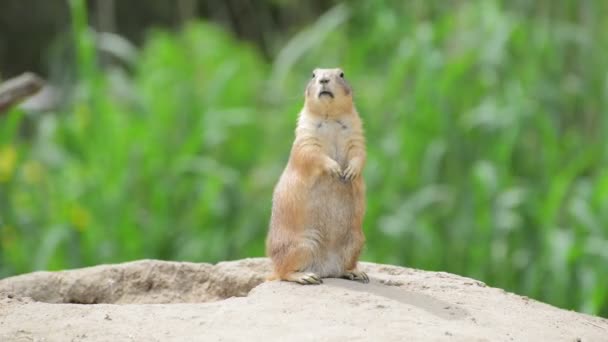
[319,77,330,84]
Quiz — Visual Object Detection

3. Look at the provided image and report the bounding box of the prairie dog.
[266,68,368,285]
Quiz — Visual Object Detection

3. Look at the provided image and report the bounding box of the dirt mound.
[0,259,606,341]
[0,258,269,304]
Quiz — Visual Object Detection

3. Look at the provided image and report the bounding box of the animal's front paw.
[341,163,360,181]
[342,270,369,283]
[324,158,343,178]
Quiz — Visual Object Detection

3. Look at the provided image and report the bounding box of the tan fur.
[266,68,368,285]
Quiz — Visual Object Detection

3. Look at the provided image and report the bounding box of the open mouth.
[318,91,334,98]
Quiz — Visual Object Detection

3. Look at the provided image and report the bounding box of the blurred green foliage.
[1,0,607,317]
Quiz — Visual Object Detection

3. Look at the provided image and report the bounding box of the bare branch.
[0,72,44,114]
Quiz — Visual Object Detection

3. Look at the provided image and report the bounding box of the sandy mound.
[0,258,266,305]
[0,258,606,341]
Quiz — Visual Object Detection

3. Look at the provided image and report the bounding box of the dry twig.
[0,72,44,114]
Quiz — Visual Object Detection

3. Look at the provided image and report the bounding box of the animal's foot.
[286,272,323,285]
[342,269,369,283]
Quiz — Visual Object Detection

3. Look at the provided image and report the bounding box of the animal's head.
[304,68,353,115]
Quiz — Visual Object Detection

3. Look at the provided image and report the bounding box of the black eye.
[339,72,344,78]
[312,73,316,78]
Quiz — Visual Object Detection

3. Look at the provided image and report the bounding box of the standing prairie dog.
[266,67,368,285]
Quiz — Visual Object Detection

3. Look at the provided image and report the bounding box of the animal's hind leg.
[271,245,322,285]
[341,219,368,283]
[266,175,322,285]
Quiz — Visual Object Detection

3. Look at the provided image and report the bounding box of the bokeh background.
[1,0,607,317]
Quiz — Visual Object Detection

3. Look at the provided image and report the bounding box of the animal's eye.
[339,72,344,78]
[312,72,316,78]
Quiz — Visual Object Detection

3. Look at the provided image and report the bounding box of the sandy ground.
[0,258,606,341]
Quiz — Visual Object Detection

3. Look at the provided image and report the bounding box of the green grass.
[1,0,607,317]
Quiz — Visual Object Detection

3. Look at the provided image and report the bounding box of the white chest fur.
[314,118,351,165]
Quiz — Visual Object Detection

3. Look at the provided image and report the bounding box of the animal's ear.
[337,70,352,95]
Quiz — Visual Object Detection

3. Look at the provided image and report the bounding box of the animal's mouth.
[318,90,334,98]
